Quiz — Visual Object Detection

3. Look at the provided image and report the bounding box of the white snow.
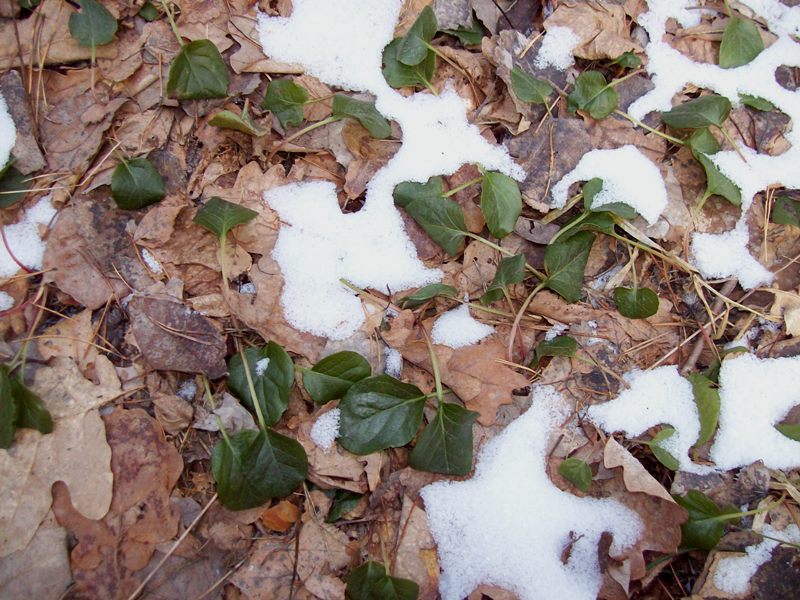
[239,282,256,294]
[431,304,494,349]
[544,322,568,341]
[586,366,709,474]
[259,0,523,339]
[177,379,197,400]
[551,146,668,225]
[535,26,581,71]
[421,386,643,600]
[254,357,270,377]
[384,347,403,377]
[0,291,14,312]
[632,0,800,288]
[710,353,800,470]
[140,248,162,274]
[310,407,340,451]
[713,524,800,594]
[0,197,57,278]
[0,90,15,171]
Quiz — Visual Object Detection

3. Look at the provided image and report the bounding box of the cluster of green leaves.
[674,489,743,550]
[383,6,438,90]
[111,156,165,210]
[301,350,479,476]
[0,365,53,449]
[568,71,620,120]
[346,561,419,600]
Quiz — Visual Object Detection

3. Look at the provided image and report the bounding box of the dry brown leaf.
[152,393,194,434]
[545,1,641,60]
[0,70,45,175]
[393,496,440,600]
[228,14,303,74]
[261,500,301,532]
[52,407,183,599]
[604,438,674,502]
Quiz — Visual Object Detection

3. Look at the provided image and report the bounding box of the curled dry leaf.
[545,1,641,61]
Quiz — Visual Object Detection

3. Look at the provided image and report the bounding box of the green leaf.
[740,94,774,112]
[383,38,436,90]
[772,195,800,227]
[209,109,267,137]
[326,489,363,522]
[610,52,642,69]
[193,196,258,240]
[694,152,742,206]
[719,17,764,69]
[480,170,522,239]
[661,95,731,129]
[110,157,165,210]
[649,426,680,471]
[302,351,371,405]
[481,254,526,305]
[544,231,595,303]
[509,67,552,105]
[776,423,800,441]
[393,177,444,208]
[687,128,721,155]
[568,71,619,119]
[332,95,391,139]
[613,286,659,319]
[409,402,478,476]
[0,366,16,449]
[227,344,295,426]
[398,283,458,309]
[338,375,426,455]
[167,39,229,100]
[583,177,637,219]
[212,429,308,511]
[558,457,592,492]
[688,373,720,447]
[397,5,437,66]
[11,377,52,434]
[674,490,741,550]
[0,166,31,208]
[346,561,420,600]
[138,2,160,21]
[563,211,617,238]
[261,79,309,129]
[68,0,117,48]
[442,20,485,46]
[531,335,577,368]
[402,196,467,256]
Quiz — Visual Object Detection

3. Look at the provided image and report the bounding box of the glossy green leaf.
[111,157,165,210]
[558,457,592,492]
[212,429,308,510]
[261,79,309,129]
[0,366,16,449]
[326,489,363,522]
[772,195,800,227]
[402,196,467,256]
[480,170,522,239]
[687,373,720,447]
[227,344,295,426]
[509,67,552,105]
[0,166,31,208]
[393,177,444,208]
[302,351,371,405]
[409,402,478,476]
[740,94,774,112]
[398,283,458,309]
[583,177,637,219]
[687,128,721,155]
[383,38,436,90]
[568,71,619,119]
[68,0,117,48]
[613,286,659,319]
[661,95,731,129]
[442,20,485,46]
[610,52,642,69]
[719,17,764,69]
[397,5,437,66]
[338,375,426,455]
[531,335,577,368]
[209,109,267,136]
[694,152,742,206]
[544,231,595,303]
[193,196,258,240]
[11,377,52,434]
[481,254,526,305]
[346,561,420,600]
[674,490,741,550]
[562,211,616,239]
[776,423,800,441]
[167,39,229,100]
[332,94,391,139]
[138,2,159,21]
[649,426,680,471]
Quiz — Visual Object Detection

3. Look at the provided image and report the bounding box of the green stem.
[465,232,546,280]
[202,374,232,447]
[547,211,589,246]
[608,68,644,88]
[541,192,583,224]
[218,234,230,285]
[161,0,184,47]
[507,282,545,359]
[614,110,686,146]
[422,330,444,405]
[270,115,341,158]
[442,176,483,198]
[238,346,268,432]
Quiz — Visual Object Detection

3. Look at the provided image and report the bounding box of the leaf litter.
[2,0,800,599]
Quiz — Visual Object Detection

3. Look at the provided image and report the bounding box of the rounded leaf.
[613,286,659,319]
[227,343,295,426]
[302,351,371,405]
[111,157,165,210]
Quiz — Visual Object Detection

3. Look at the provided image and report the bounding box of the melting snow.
[384,347,403,377]
[0,291,13,312]
[310,408,340,451]
[254,357,270,377]
[535,26,581,71]
[0,197,57,278]
[0,89,15,170]
[430,304,494,349]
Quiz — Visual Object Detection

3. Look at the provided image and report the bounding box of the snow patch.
[0,197,57,278]
[0,291,14,312]
[140,248,162,274]
[254,357,270,377]
[544,322,568,341]
[535,26,581,71]
[310,408,340,452]
[431,304,494,349]
[0,89,15,170]
[551,146,668,225]
[177,379,197,401]
[258,0,524,339]
[421,386,643,600]
[384,347,403,377]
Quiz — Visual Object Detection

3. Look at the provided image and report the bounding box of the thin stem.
[507,282,545,361]
[465,232,546,280]
[547,211,590,246]
[422,329,444,405]
[541,192,583,224]
[614,110,686,146]
[237,344,268,432]
[161,0,184,47]
[608,68,644,88]
[269,115,340,160]
[716,124,749,163]
[442,176,483,198]
[217,234,230,285]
